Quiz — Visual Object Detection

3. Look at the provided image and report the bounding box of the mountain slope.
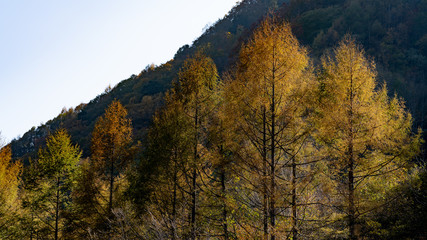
[10,0,287,160]
[11,0,427,161]
[281,0,427,135]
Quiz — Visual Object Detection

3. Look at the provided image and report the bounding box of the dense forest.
[2,0,427,239]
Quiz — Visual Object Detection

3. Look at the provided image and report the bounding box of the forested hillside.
[10,0,427,161]
[10,0,289,160]
[2,0,427,239]
[281,0,427,134]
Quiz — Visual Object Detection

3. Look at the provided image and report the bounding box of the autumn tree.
[315,36,421,240]
[204,82,239,240]
[0,136,22,239]
[174,51,219,239]
[223,17,315,239]
[91,99,133,233]
[130,51,223,239]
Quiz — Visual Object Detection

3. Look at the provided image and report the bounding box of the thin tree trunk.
[270,52,276,240]
[221,165,228,240]
[30,213,33,240]
[109,158,114,214]
[349,147,356,240]
[263,106,268,240]
[292,158,297,240]
[348,65,357,240]
[55,177,60,240]
[172,156,177,240]
[348,120,356,240]
[191,169,197,240]
[191,103,199,240]
[270,121,276,240]
[109,155,114,240]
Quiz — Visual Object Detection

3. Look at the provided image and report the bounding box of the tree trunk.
[55,177,60,240]
[270,70,276,240]
[349,149,356,240]
[191,103,199,240]
[263,107,268,239]
[109,155,114,240]
[172,156,177,240]
[191,168,197,240]
[292,158,297,240]
[348,124,356,240]
[109,158,114,215]
[30,213,33,240]
[348,67,357,240]
[221,166,228,240]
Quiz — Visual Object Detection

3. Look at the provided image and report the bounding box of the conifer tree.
[64,157,100,239]
[22,129,81,240]
[223,17,315,239]
[316,36,421,240]
[140,91,193,239]
[38,129,81,240]
[175,51,219,239]
[0,138,22,239]
[134,51,222,239]
[202,78,239,239]
[91,99,133,230]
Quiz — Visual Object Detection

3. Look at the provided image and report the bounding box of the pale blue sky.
[0,0,238,142]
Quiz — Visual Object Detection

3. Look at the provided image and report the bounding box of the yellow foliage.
[91,99,133,173]
[0,145,21,211]
[315,36,421,238]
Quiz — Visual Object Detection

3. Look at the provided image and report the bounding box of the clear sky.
[0,0,238,143]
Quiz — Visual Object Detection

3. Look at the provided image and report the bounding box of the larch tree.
[140,90,193,239]
[0,138,22,239]
[91,99,133,236]
[65,157,101,239]
[198,76,243,239]
[223,17,315,239]
[175,51,219,239]
[207,86,235,240]
[135,52,222,239]
[315,37,421,240]
[29,129,81,240]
